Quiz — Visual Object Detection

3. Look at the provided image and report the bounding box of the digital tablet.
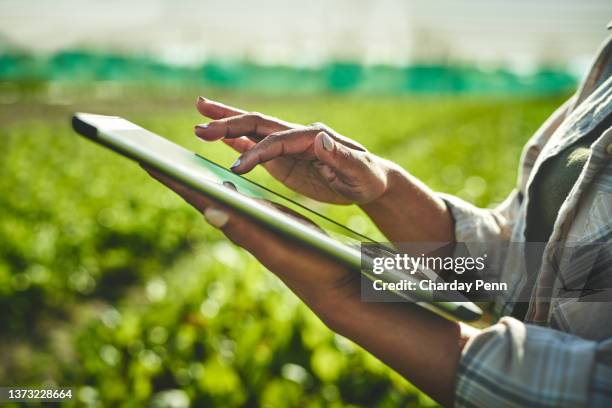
[71,113,482,322]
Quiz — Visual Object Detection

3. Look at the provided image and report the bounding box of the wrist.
[359,159,408,211]
[357,159,454,243]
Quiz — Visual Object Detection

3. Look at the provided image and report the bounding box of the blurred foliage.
[0,84,567,407]
[0,49,577,95]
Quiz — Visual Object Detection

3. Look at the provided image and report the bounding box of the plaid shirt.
[440,33,612,407]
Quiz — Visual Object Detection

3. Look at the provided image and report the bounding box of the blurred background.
[0,1,610,407]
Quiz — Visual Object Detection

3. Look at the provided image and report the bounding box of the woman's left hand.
[143,167,360,320]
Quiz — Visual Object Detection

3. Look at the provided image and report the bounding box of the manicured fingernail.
[230,158,241,170]
[195,124,209,133]
[321,133,334,151]
[204,207,229,228]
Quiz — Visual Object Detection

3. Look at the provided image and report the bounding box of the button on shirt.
[440,33,612,407]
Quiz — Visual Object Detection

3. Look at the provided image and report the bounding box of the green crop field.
[0,88,567,407]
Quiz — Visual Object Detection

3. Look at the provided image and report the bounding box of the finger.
[200,201,277,253]
[205,204,336,282]
[312,132,372,185]
[144,165,241,234]
[145,164,262,251]
[144,163,346,287]
[263,200,325,232]
[144,164,317,263]
[312,161,337,183]
[310,122,367,152]
[143,166,212,212]
[222,136,256,154]
[230,128,320,174]
[195,112,297,141]
[203,207,231,228]
[196,96,247,119]
[145,166,254,240]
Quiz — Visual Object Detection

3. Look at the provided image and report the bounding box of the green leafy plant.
[0,89,566,407]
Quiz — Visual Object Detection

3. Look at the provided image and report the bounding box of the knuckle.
[266,132,283,143]
[250,138,271,154]
[247,111,265,121]
[337,147,352,161]
[309,122,329,132]
[363,152,375,165]
[263,134,285,151]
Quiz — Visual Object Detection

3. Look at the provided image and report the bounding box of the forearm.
[360,160,454,243]
[319,291,477,407]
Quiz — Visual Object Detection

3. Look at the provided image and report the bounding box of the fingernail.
[197,96,207,103]
[321,133,334,151]
[222,181,237,191]
[204,207,229,228]
[230,157,241,170]
[195,124,209,132]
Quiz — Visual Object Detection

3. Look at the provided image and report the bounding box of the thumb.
[313,132,369,180]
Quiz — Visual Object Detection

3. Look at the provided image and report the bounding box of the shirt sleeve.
[455,317,612,408]
[436,190,522,285]
[439,190,520,244]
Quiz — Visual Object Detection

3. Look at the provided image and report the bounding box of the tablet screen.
[192,152,376,246]
[73,113,375,247]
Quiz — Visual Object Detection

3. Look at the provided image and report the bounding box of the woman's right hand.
[194,97,392,205]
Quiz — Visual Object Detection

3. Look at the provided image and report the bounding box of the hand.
[144,169,471,408]
[143,167,360,317]
[145,100,468,407]
[194,97,390,205]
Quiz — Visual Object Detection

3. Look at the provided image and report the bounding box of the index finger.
[195,112,298,141]
[196,96,247,119]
